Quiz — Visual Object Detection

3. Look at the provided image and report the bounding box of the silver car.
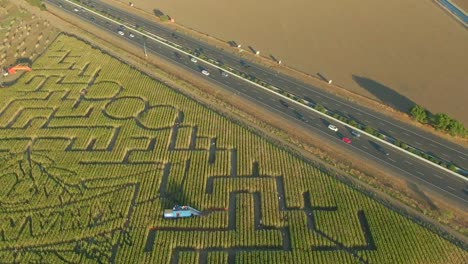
[328,124,338,132]
[351,130,361,137]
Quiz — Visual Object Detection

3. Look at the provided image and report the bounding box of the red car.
[342,137,352,144]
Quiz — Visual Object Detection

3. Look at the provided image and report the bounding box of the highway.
[47,0,468,208]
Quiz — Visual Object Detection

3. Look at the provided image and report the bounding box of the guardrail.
[54,0,467,181]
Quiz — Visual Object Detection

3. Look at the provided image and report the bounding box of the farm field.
[0,34,466,263]
[114,0,468,124]
[0,0,57,71]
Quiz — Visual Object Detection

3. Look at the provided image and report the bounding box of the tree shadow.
[153,9,164,17]
[270,54,279,63]
[407,182,438,210]
[352,75,416,113]
[317,73,329,82]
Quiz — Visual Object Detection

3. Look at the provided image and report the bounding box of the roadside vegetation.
[24,0,46,11]
[0,34,465,263]
[410,105,467,137]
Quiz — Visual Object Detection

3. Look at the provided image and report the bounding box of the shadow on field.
[352,75,415,114]
[407,182,438,210]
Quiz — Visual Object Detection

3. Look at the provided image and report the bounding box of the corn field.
[0,34,465,263]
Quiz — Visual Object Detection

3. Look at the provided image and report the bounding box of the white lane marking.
[441,153,450,158]
[459,155,467,160]
[416,171,424,176]
[447,186,456,192]
[402,132,410,136]
[404,160,413,165]
[356,112,363,116]
[414,141,422,146]
[362,145,368,149]
[433,174,443,179]
[388,158,396,162]
[388,130,395,134]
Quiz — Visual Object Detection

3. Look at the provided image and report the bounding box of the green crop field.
[0,34,466,263]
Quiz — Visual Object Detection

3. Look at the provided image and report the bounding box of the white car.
[73,8,79,12]
[221,71,229,77]
[328,124,338,132]
[190,57,198,63]
[118,31,125,36]
[129,33,135,38]
[201,70,210,76]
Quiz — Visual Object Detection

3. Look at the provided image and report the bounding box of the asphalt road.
[47,0,468,209]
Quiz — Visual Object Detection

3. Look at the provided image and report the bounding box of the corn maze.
[0,34,466,263]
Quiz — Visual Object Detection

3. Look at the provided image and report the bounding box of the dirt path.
[15,0,467,242]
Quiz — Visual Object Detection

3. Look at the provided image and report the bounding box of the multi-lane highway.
[47,0,468,208]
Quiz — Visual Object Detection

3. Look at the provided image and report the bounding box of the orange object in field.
[8,65,32,74]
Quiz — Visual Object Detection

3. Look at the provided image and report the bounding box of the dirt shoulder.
[17,0,467,243]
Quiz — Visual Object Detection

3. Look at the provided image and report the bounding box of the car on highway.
[293,110,306,122]
[117,31,125,36]
[129,33,135,38]
[342,137,352,144]
[201,70,210,76]
[74,8,79,12]
[328,124,338,132]
[351,130,361,137]
[279,100,289,108]
[221,71,229,77]
[190,57,198,63]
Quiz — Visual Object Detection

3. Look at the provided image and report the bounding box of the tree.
[364,126,376,135]
[448,164,457,172]
[314,104,327,113]
[348,120,358,127]
[448,119,466,137]
[433,113,452,131]
[410,105,428,123]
